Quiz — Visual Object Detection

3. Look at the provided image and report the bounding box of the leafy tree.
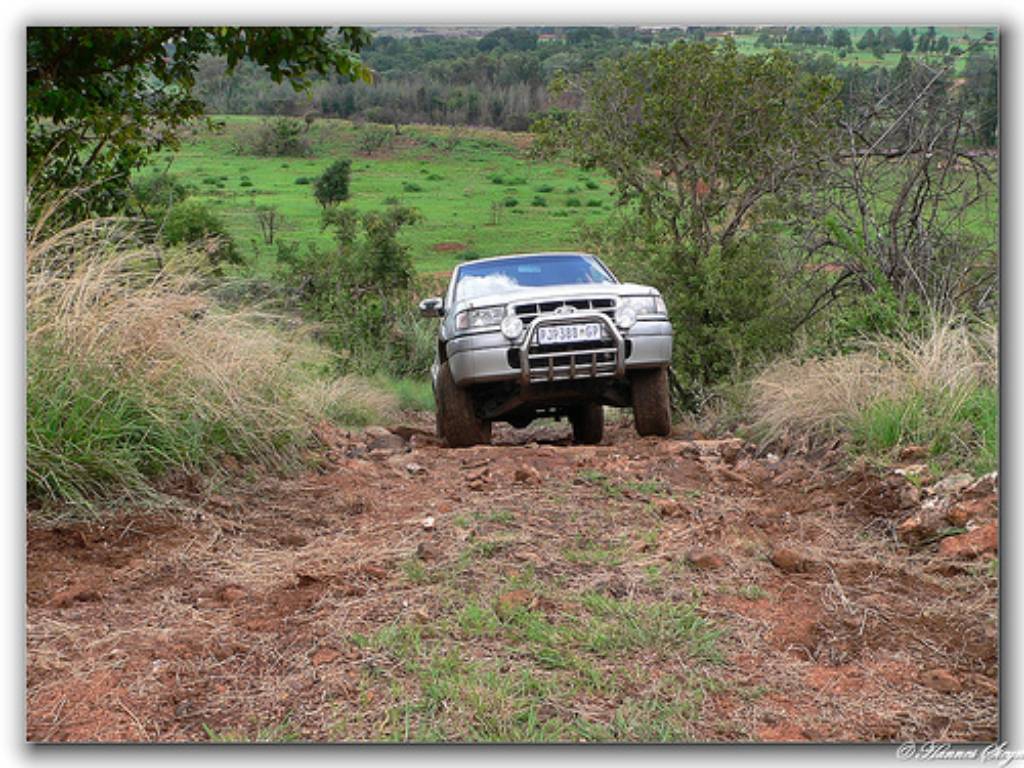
[857,29,876,50]
[313,159,352,208]
[534,39,839,260]
[962,51,999,147]
[897,28,914,52]
[830,28,852,49]
[27,27,371,216]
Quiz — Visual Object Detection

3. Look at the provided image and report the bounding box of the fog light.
[614,305,637,329]
[501,313,524,340]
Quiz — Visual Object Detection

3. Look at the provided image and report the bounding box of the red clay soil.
[26,419,998,743]
[432,242,467,252]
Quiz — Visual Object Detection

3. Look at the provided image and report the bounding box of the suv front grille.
[526,346,619,383]
[514,297,616,326]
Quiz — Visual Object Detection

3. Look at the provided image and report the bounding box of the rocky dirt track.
[26,418,998,742]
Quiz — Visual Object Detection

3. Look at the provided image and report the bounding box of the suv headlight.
[620,295,667,317]
[454,305,505,331]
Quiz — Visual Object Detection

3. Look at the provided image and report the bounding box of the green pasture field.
[730,25,997,72]
[142,116,616,276]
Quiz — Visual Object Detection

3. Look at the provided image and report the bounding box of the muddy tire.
[631,367,671,437]
[435,361,491,447]
[571,402,604,445]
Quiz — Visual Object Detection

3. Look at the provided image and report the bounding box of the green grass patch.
[849,384,997,475]
[203,719,301,743]
[347,586,723,741]
[139,118,617,276]
[379,377,434,412]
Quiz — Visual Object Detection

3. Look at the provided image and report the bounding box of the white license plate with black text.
[536,323,604,346]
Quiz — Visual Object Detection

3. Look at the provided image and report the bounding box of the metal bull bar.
[518,310,626,387]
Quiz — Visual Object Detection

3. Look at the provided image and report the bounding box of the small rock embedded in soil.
[945,497,995,527]
[899,445,928,462]
[770,546,811,574]
[919,668,963,694]
[514,465,541,484]
[360,564,388,580]
[653,497,688,518]
[311,647,341,666]
[594,576,629,598]
[937,521,997,559]
[929,473,975,497]
[495,589,535,620]
[218,585,247,604]
[897,507,947,545]
[366,430,407,453]
[277,533,307,548]
[416,541,441,561]
[421,515,435,531]
[685,548,725,571]
[49,584,102,609]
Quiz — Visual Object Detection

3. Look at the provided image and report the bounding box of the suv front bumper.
[445,317,672,388]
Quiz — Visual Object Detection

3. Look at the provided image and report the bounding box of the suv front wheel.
[631,367,671,437]
[435,361,492,447]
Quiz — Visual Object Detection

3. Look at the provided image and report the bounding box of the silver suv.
[419,252,674,447]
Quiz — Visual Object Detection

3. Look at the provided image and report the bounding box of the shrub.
[535,184,555,193]
[586,199,602,207]
[314,159,352,208]
[295,176,311,185]
[26,216,398,508]
[163,200,240,267]
[531,196,548,207]
[402,182,423,193]
[503,197,519,208]
[239,117,310,157]
[565,197,582,207]
[356,126,394,156]
[426,173,444,181]
[131,173,188,216]
[584,180,600,190]
[280,205,432,379]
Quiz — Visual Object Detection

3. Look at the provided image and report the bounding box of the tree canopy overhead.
[534,38,840,258]
[27,26,372,215]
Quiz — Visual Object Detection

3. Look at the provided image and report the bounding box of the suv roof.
[457,251,596,267]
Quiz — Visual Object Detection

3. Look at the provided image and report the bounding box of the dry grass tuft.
[27,214,397,506]
[746,316,998,457]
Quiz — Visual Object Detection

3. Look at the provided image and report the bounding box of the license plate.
[536,323,604,345]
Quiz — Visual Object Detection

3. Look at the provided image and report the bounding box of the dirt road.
[26,417,998,742]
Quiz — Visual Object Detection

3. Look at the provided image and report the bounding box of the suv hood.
[451,282,658,313]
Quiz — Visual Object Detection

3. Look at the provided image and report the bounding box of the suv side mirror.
[419,297,444,318]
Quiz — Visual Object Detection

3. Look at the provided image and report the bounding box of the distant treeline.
[193,26,997,145]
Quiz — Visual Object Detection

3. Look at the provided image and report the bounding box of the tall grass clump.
[747,317,997,473]
[26,209,397,508]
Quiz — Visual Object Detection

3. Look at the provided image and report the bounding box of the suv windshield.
[455,254,616,301]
